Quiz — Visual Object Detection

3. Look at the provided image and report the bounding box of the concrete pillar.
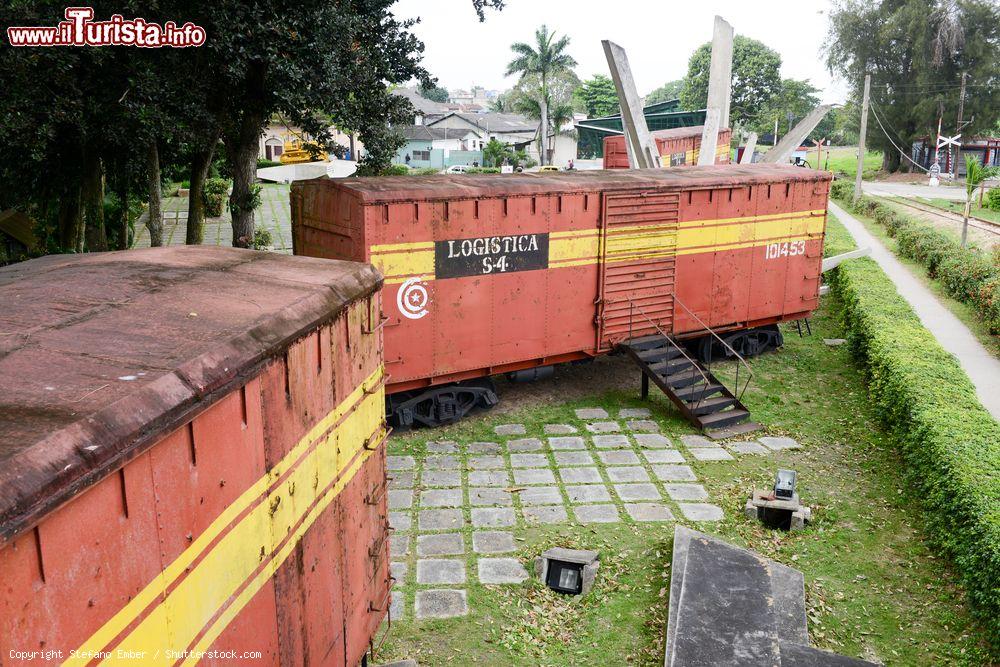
[602,40,660,169]
[697,109,722,167]
[739,132,758,164]
[699,16,734,166]
[761,104,835,164]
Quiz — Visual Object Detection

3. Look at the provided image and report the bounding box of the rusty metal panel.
[603,127,732,169]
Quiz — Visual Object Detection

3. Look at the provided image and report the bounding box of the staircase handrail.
[626,300,715,407]
[671,296,754,401]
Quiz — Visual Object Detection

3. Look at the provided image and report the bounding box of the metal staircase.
[621,300,761,439]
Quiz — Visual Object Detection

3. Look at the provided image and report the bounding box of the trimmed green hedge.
[831,184,1000,334]
[830,257,1000,649]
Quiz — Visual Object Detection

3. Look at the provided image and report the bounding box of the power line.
[867,99,932,173]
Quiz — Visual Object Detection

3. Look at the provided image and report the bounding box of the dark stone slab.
[779,642,878,666]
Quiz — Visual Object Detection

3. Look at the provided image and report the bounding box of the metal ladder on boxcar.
[620,300,761,439]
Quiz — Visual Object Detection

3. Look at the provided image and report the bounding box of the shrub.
[180,179,191,189]
[257,159,281,169]
[408,167,439,176]
[467,167,500,174]
[252,228,273,250]
[202,178,230,218]
[830,258,1000,650]
[829,179,854,201]
[976,276,1000,335]
[987,187,1000,212]
[379,164,410,176]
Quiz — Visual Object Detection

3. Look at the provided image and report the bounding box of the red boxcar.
[292,165,831,425]
[603,126,732,169]
[0,247,388,666]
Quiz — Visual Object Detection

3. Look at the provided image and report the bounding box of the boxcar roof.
[322,164,830,204]
[0,246,381,543]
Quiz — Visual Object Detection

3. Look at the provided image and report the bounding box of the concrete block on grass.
[471,507,516,528]
[575,408,609,419]
[494,423,526,436]
[559,467,603,484]
[478,558,529,584]
[574,504,620,523]
[415,590,468,619]
[592,434,629,448]
[566,485,611,503]
[652,465,697,482]
[416,533,465,557]
[549,436,586,450]
[625,503,675,522]
[416,558,466,584]
[523,505,568,524]
[678,503,724,521]
[472,531,517,554]
[606,466,650,482]
[642,449,686,464]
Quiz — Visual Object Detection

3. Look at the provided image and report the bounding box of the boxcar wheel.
[696,325,783,363]
[388,379,499,429]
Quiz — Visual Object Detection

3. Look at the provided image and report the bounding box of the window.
[413,150,431,161]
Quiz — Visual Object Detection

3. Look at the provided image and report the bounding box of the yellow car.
[538,165,560,172]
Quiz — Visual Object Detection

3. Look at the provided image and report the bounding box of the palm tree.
[505,26,577,165]
[962,156,999,247]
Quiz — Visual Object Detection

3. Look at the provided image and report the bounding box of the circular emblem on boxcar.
[397,278,429,320]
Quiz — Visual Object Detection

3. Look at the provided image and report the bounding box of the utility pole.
[952,72,967,180]
[854,73,871,201]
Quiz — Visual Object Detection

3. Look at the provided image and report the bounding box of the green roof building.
[575,99,708,159]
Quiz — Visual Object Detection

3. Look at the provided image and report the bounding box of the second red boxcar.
[0,247,388,666]
[292,164,831,426]
[603,126,732,169]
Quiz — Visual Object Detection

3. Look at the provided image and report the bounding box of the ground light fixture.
[774,469,797,499]
[746,469,810,531]
[535,547,600,596]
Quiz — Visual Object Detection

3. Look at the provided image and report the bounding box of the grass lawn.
[816,147,882,177]
[377,216,993,666]
[916,196,1000,225]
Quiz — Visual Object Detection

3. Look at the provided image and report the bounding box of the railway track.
[882,196,1000,237]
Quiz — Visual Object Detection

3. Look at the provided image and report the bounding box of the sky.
[392,0,848,103]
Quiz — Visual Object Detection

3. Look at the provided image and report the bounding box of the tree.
[575,74,619,118]
[645,80,684,105]
[825,0,1000,172]
[679,36,782,129]
[505,26,578,165]
[419,83,450,103]
[962,156,999,246]
[751,78,821,136]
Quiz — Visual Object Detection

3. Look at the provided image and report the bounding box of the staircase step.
[637,346,683,363]
[687,396,737,415]
[627,334,670,351]
[705,421,763,440]
[672,382,724,401]
[697,408,750,430]
[663,370,706,390]
[649,357,694,375]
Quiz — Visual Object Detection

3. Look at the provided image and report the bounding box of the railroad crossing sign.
[937,133,961,150]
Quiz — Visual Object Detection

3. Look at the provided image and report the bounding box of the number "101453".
[765,240,806,259]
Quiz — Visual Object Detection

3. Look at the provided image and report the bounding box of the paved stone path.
[132,183,292,252]
[387,407,799,621]
[830,201,1000,420]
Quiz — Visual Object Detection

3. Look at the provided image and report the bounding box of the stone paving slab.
[468,441,501,454]
[391,535,410,559]
[513,469,556,485]
[388,455,416,471]
[544,424,578,434]
[389,511,411,532]
[510,453,548,468]
[554,451,595,466]
[680,434,720,448]
[390,472,415,489]
[642,449,686,464]
[523,505,568,524]
[391,560,408,584]
[619,408,651,418]
[478,558,528,584]
[420,488,463,508]
[517,486,563,505]
[566,485,612,503]
[729,441,769,455]
[559,466,603,484]
[468,470,509,487]
[508,438,543,452]
[416,558,466,584]
[625,503,675,522]
[471,507,516,527]
[677,503,724,521]
[758,436,801,451]
[575,408,609,419]
[592,434,629,448]
[421,471,461,487]
[427,441,458,453]
[690,448,734,461]
[597,450,640,465]
[606,466,650,482]
[472,531,517,554]
[424,455,460,470]
[468,455,504,470]
[626,420,660,432]
[635,434,672,448]
[586,421,621,433]
[418,509,465,531]
[653,465,697,481]
[549,436,586,450]
[469,487,513,506]
[494,424,526,436]
[389,490,413,509]
[390,592,405,620]
[574,504,620,523]
[665,483,709,501]
[416,533,465,557]
[415,590,468,619]
[615,483,661,501]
